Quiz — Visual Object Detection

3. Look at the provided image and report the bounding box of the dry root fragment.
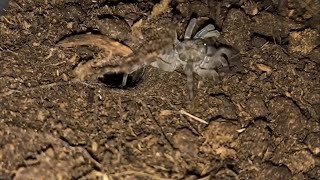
[57,34,134,80]
[72,58,104,81]
[180,110,208,124]
[58,34,133,56]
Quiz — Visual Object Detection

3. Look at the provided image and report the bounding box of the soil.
[0,0,320,179]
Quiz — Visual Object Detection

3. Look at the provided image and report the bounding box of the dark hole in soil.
[0,0,9,15]
[99,67,145,88]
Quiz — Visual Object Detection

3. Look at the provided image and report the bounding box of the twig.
[179,110,208,124]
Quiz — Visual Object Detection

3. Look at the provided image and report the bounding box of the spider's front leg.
[194,47,232,84]
[194,65,220,80]
[150,52,180,72]
[122,73,129,87]
[185,60,194,100]
[193,61,221,90]
[121,67,146,87]
[194,24,220,39]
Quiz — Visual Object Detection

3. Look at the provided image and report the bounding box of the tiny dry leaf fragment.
[256,63,272,74]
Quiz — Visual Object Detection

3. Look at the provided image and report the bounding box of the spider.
[135,18,233,100]
[58,18,234,100]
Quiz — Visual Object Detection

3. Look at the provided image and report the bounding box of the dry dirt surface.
[0,0,320,179]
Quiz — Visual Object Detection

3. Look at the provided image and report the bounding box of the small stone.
[97,17,131,42]
[289,28,319,55]
[245,96,269,117]
[251,35,267,48]
[61,73,69,82]
[91,142,98,152]
[260,164,292,180]
[66,22,73,29]
[285,150,315,173]
[159,110,172,116]
[172,129,199,156]
[305,132,320,155]
[32,42,40,47]
[36,109,46,121]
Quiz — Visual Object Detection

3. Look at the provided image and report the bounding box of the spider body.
[176,39,207,63]
[150,18,233,100]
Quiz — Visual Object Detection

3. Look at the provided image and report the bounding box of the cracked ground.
[0,0,320,179]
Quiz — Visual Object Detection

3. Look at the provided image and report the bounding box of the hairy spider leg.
[122,73,128,87]
[184,18,197,100]
[194,24,220,39]
[185,60,194,100]
[213,48,232,64]
[184,18,197,39]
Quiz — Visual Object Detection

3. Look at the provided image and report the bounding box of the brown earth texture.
[0,0,320,179]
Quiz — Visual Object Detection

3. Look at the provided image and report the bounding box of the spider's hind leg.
[194,24,220,39]
[121,73,128,87]
[185,60,195,101]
